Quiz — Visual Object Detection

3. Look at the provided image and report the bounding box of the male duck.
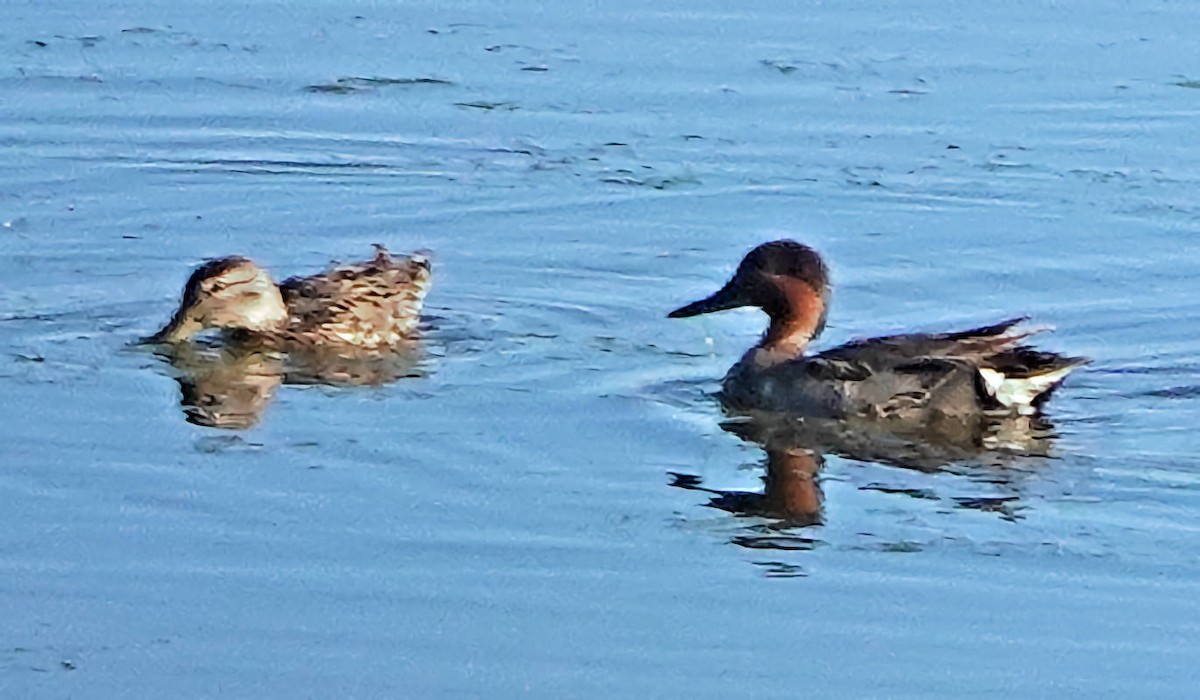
[149,245,431,350]
[669,240,1085,421]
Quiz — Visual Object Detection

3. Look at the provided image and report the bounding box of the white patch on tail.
[978,365,1077,415]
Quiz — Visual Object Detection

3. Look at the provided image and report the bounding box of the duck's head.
[669,240,831,364]
[148,257,288,344]
[669,240,830,326]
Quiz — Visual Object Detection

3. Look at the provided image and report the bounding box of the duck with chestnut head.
[669,240,1085,424]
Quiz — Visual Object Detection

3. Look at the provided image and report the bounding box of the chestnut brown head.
[668,240,830,333]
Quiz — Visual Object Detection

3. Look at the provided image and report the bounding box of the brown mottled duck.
[149,245,431,350]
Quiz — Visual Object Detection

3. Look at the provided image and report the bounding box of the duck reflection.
[157,340,423,429]
[671,410,1055,536]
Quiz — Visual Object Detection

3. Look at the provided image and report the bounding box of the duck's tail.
[978,348,1089,415]
[939,317,1087,414]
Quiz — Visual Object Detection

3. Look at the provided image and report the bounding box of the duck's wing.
[807,354,988,421]
[823,318,1087,415]
[833,316,1037,364]
[279,246,432,347]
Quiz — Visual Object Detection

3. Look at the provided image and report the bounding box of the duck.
[669,240,1086,422]
[148,245,431,350]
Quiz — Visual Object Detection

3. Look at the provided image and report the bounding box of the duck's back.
[279,248,431,349]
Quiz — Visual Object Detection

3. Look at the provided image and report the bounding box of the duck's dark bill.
[141,319,181,345]
[668,282,745,318]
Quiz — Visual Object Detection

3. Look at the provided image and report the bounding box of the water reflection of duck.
[148,245,431,350]
[673,410,1056,531]
[164,343,284,430]
[669,240,1086,422]
[161,340,423,429]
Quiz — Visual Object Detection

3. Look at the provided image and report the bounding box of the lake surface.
[4,0,1200,697]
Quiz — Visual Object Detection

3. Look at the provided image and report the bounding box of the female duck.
[669,240,1085,421]
[149,245,431,350]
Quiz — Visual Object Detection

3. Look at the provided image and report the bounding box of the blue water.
[4,1,1200,697]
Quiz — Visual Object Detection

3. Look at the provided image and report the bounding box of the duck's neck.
[751,278,827,368]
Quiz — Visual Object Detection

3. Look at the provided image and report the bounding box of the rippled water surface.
[5,1,1200,696]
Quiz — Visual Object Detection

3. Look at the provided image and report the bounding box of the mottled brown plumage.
[149,245,431,350]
